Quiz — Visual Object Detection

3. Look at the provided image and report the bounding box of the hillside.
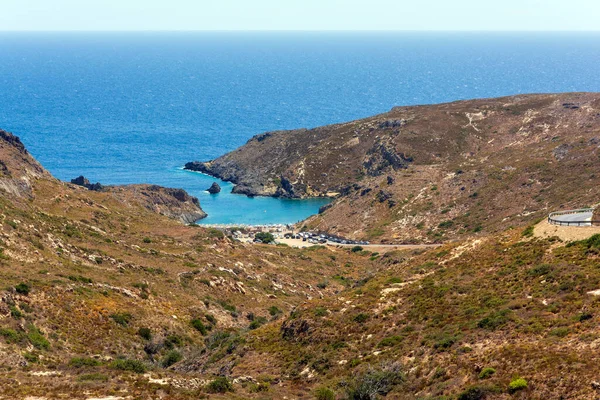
[0,129,380,398]
[186,93,600,243]
[2,110,600,399]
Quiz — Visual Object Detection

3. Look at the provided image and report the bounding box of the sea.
[0,32,599,225]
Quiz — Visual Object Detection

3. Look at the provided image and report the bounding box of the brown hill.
[187,93,600,243]
[0,128,378,398]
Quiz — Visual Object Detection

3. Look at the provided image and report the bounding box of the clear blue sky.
[1,0,599,31]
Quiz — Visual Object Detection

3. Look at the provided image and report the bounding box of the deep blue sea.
[0,32,599,224]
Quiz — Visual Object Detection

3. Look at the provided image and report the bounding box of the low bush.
[458,386,491,400]
[137,327,152,340]
[353,313,370,324]
[345,362,403,399]
[69,357,101,368]
[315,386,335,400]
[27,327,50,350]
[351,246,364,253]
[15,283,30,295]
[111,358,147,373]
[161,350,183,368]
[206,376,233,393]
[478,367,496,379]
[508,377,527,393]
[78,373,109,382]
[191,319,208,335]
[109,312,132,326]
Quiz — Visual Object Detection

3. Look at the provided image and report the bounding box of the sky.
[0,0,599,31]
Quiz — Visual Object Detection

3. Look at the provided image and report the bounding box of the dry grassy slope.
[192,93,600,243]
[0,129,380,398]
[241,231,600,399]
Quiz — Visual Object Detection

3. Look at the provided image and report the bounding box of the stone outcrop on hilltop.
[185,93,600,242]
[71,175,104,191]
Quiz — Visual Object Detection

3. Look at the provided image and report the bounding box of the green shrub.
[550,327,569,338]
[142,237,152,243]
[478,367,496,379]
[78,373,109,382]
[433,334,457,351]
[109,312,132,326]
[205,313,217,325]
[69,357,101,368]
[137,327,152,340]
[161,350,183,368]
[0,328,23,344]
[578,312,593,322]
[378,335,403,347]
[477,309,511,330]
[207,228,225,239]
[10,305,22,319]
[163,334,183,349]
[23,352,39,363]
[528,264,552,277]
[255,232,275,243]
[353,313,370,324]
[15,283,30,295]
[206,376,233,393]
[27,327,50,350]
[438,220,454,229]
[191,319,208,335]
[315,307,328,317]
[268,306,282,317]
[351,246,364,253]
[458,386,489,400]
[508,377,527,393]
[111,358,147,373]
[314,386,335,400]
[522,226,534,237]
[345,363,403,399]
[249,382,270,392]
[249,316,268,330]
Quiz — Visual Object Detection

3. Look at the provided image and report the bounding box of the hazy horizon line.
[1,29,599,33]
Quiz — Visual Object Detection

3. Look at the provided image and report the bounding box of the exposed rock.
[318,203,333,214]
[553,144,572,160]
[376,190,392,203]
[363,138,412,176]
[281,318,311,342]
[207,182,221,194]
[71,175,104,191]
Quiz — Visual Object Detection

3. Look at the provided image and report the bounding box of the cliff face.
[187,93,600,242]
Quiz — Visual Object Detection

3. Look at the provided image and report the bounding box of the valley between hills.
[1,93,600,399]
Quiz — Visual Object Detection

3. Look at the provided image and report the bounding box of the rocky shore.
[71,175,207,224]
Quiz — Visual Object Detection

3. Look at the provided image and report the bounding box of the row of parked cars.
[284,232,369,246]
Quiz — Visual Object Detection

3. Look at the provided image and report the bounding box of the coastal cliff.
[71,177,207,224]
[187,93,600,242]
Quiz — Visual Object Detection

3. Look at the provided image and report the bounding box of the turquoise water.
[0,32,599,224]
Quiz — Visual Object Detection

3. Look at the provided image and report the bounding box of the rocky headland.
[71,175,207,224]
[186,93,600,243]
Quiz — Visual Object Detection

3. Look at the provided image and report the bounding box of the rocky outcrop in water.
[207,182,221,194]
